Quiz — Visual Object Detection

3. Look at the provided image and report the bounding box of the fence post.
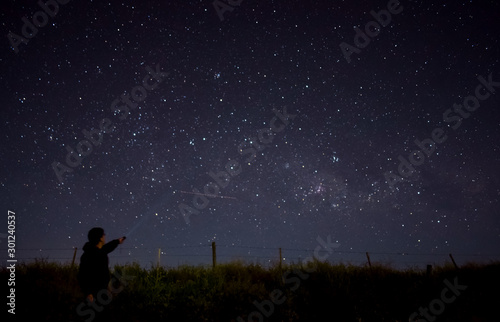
[366,252,372,268]
[426,264,432,276]
[71,247,77,267]
[212,242,216,268]
[449,253,459,270]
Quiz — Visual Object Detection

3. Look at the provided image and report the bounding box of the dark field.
[3,260,499,321]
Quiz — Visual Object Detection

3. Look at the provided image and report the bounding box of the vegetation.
[2,260,498,321]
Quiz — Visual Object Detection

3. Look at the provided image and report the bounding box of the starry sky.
[1,0,499,269]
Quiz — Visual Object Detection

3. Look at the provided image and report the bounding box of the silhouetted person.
[77,227,125,320]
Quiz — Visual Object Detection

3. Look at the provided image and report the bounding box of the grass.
[2,259,499,321]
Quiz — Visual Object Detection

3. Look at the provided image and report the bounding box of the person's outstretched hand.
[118,236,126,244]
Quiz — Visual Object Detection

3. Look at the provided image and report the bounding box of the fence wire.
[1,244,499,269]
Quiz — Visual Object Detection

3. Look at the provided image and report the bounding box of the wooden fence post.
[71,247,77,267]
[366,252,372,268]
[426,264,432,276]
[212,242,216,268]
[449,253,459,270]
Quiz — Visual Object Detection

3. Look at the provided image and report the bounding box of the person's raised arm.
[101,236,125,254]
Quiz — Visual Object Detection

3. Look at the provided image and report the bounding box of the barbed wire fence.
[1,243,499,270]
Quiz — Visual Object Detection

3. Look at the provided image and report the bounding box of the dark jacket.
[78,239,120,297]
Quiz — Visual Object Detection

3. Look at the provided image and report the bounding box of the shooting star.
[179,190,237,200]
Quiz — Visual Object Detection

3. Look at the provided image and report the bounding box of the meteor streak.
[179,190,237,200]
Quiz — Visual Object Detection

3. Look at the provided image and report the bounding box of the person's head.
[87,227,105,248]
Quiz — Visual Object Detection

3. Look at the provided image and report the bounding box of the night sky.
[1,0,499,269]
